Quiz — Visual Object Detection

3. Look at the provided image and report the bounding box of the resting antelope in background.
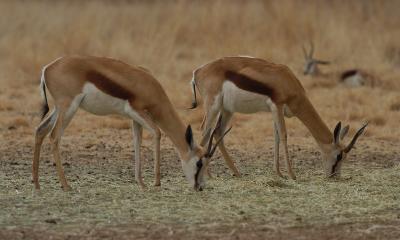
[33,56,227,191]
[302,42,330,76]
[190,56,368,179]
[302,42,376,87]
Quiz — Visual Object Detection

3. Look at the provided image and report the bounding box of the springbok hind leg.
[49,108,72,191]
[32,109,58,190]
[200,96,222,147]
[215,110,241,177]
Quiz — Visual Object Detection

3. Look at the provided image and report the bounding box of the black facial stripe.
[194,159,203,187]
[331,152,343,174]
[196,160,203,169]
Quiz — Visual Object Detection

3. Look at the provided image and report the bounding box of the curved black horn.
[302,45,308,59]
[309,41,315,58]
[316,60,330,65]
[208,126,232,158]
[344,122,368,153]
[206,114,222,156]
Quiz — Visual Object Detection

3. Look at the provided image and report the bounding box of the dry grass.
[1,0,400,238]
[0,0,399,142]
[1,134,399,230]
[2,166,399,227]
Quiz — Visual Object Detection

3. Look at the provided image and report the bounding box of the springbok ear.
[333,122,342,144]
[340,125,350,140]
[185,125,195,150]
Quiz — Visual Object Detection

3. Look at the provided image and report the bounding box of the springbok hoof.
[62,185,72,191]
[289,173,297,180]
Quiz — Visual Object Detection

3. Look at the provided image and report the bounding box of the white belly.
[222,81,272,113]
[80,83,129,116]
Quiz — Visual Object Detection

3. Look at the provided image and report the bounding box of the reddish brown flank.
[86,70,133,100]
[225,71,275,100]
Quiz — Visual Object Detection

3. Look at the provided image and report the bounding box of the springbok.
[340,69,376,87]
[33,56,227,191]
[302,42,330,76]
[302,43,374,87]
[190,56,368,179]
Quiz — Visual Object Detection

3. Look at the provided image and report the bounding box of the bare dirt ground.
[1,126,399,239]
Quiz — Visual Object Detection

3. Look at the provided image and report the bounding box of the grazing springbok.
[190,56,368,179]
[33,56,227,191]
[302,42,330,76]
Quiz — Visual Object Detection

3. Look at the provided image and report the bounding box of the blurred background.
[0,0,399,143]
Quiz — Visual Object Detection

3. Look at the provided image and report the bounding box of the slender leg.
[215,110,241,177]
[153,133,161,186]
[32,109,58,190]
[139,113,161,187]
[49,108,72,190]
[273,122,284,178]
[200,96,222,147]
[202,100,218,178]
[132,121,146,189]
[275,105,296,180]
[128,109,161,188]
[62,95,84,130]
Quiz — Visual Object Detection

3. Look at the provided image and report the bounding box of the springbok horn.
[207,126,232,158]
[316,60,330,65]
[309,40,315,58]
[344,122,368,153]
[206,114,222,156]
[302,45,308,59]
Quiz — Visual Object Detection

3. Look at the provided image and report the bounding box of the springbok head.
[303,41,330,76]
[183,115,231,191]
[322,122,368,177]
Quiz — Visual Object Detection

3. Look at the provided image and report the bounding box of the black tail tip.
[40,103,49,120]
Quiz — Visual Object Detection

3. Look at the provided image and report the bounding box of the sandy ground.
[1,126,399,239]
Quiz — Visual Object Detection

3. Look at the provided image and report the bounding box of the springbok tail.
[39,69,49,120]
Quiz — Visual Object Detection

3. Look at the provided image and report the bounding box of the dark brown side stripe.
[86,70,133,100]
[225,70,275,100]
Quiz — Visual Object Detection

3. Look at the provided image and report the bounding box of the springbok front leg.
[273,122,284,178]
[128,109,162,187]
[214,109,241,177]
[273,104,296,180]
[132,121,146,189]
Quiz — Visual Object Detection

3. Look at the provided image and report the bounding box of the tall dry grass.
[0,0,399,143]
